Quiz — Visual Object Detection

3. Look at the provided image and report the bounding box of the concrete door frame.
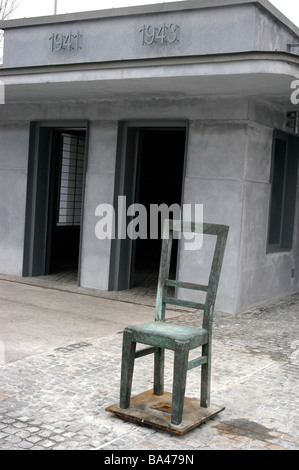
[108,119,189,291]
[22,120,89,281]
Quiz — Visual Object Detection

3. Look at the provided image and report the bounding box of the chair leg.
[120,329,136,409]
[171,341,189,425]
[154,348,164,395]
[200,342,211,408]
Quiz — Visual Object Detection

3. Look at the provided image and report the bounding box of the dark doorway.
[109,123,187,292]
[47,130,86,275]
[133,128,186,287]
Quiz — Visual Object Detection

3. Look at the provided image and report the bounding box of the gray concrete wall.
[2,5,254,67]
[236,116,299,311]
[80,121,118,290]
[176,98,299,313]
[0,95,249,123]
[179,120,248,313]
[0,121,29,275]
[2,3,297,69]
[0,96,297,313]
[253,6,299,51]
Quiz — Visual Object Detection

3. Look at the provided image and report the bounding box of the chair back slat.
[163,296,205,311]
[165,279,208,292]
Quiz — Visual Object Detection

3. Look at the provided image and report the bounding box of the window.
[267,130,299,252]
[57,132,85,226]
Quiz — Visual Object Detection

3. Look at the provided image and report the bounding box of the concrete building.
[0,0,298,314]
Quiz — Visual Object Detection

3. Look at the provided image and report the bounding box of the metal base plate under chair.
[105,390,225,435]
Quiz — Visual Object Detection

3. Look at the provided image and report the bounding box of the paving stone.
[4,435,22,444]
[26,435,43,444]
[39,439,56,449]
[18,441,35,449]
[25,426,41,433]
[15,430,31,439]
[51,435,65,443]
[2,426,18,435]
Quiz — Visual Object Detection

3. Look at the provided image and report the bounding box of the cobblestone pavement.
[0,277,298,451]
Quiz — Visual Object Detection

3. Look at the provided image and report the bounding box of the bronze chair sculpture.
[107,220,229,433]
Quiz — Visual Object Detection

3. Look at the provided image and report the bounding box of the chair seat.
[126,322,208,351]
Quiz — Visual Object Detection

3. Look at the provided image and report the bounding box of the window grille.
[57,133,85,226]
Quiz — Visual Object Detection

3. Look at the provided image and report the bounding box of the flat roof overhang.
[1,0,298,37]
[0,51,299,110]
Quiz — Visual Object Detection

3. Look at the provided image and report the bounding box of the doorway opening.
[23,124,87,284]
[133,128,186,288]
[47,130,86,276]
[109,123,187,293]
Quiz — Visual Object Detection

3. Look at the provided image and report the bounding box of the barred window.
[57,133,85,226]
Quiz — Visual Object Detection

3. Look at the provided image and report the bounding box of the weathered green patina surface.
[127,322,208,350]
[110,220,229,428]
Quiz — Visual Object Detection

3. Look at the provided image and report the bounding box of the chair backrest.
[155,220,229,331]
